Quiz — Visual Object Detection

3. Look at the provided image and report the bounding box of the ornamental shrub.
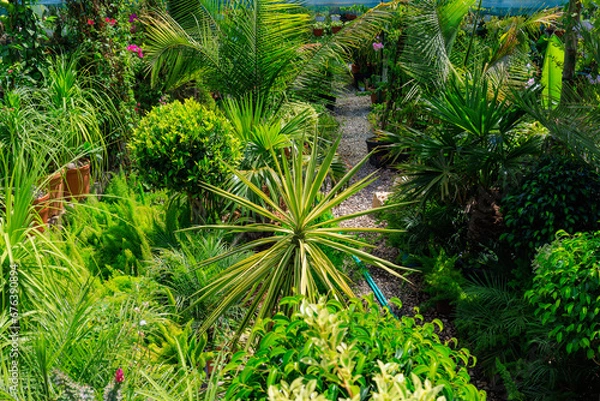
[501,155,600,260]
[225,296,485,401]
[526,230,600,360]
[130,98,242,221]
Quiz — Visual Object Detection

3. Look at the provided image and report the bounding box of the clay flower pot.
[313,28,324,37]
[32,192,50,232]
[47,170,64,218]
[64,161,91,201]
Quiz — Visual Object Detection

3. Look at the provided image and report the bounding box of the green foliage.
[0,0,50,86]
[62,173,157,277]
[501,155,600,259]
[225,296,484,401]
[186,134,414,337]
[420,249,466,305]
[383,196,466,257]
[455,275,532,372]
[130,97,241,198]
[527,230,600,359]
[151,233,250,323]
[541,34,564,108]
[495,359,524,401]
[62,0,153,162]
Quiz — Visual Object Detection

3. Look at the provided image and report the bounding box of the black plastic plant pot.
[365,136,390,168]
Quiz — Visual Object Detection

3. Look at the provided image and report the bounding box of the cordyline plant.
[185,134,415,337]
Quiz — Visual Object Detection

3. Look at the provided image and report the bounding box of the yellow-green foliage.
[225,296,485,401]
[129,98,242,195]
[63,173,158,277]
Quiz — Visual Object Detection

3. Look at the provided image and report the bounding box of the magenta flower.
[129,13,138,23]
[114,368,124,383]
[127,44,144,58]
[372,42,384,51]
[87,19,95,26]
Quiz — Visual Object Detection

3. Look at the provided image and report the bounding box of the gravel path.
[331,89,429,318]
[331,89,500,399]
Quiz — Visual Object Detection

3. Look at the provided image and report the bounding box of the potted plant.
[368,75,387,104]
[64,159,91,201]
[46,169,64,218]
[313,22,326,37]
[340,6,357,21]
[32,188,50,232]
[330,20,343,34]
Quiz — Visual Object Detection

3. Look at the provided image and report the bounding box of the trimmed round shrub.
[225,296,485,401]
[501,155,600,259]
[129,98,241,195]
[526,230,600,360]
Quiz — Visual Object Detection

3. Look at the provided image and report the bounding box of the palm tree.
[142,0,391,109]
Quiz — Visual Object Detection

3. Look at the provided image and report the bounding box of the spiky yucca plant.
[186,135,414,336]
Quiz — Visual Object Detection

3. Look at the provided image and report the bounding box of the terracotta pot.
[351,63,361,74]
[47,170,64,218]
[32,192,50,232]
[331,26,342,34]
[64,162,91,201]
[370,90,386,104]
[313,28,324,37]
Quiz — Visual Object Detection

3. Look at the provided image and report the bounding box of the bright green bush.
[527,230,600,360]
[501,156,600,259]
[129,98,242,197]
[225,296,485,401]
[62,173,158,278]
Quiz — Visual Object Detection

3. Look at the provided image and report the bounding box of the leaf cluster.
[225,296,484,401]
[527,230,600,360]
[501,155,600,259]
[129,98,242,196]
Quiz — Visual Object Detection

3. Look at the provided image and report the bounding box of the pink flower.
[87,19,95,26]
[105,17,117,26]
[129,13,138,23]
[372,42,384,51]
[127,44,144,58]
[115,368,124,383]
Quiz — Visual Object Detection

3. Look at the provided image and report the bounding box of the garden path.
[331,88,426,317]
[331,89,499,398]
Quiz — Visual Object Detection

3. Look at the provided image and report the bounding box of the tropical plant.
[185,134,414,337]
[501,155,600,260]
[398,72,539,206]
[225,296,485,401]
[527,230,600,360]
[143,0,391,109]
[151,233,250,323]
[129,98,242,222]
[61,174,157,278]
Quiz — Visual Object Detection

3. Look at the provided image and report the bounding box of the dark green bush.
[527,230,600,360]
[225,296,485,401]
[501,156,600,260]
